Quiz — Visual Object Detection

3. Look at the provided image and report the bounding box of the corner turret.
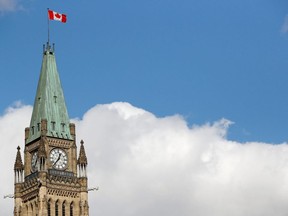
[78,140,88,177]
[14,146,24,183]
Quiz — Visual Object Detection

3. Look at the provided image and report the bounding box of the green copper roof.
[26,46,72,143]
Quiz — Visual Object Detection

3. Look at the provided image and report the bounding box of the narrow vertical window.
[54,95,57,103]
[70,202,73,216]
[62,201,66,216]
[37,123,41,131]
[31,203,33,216]
[31,126,35,135]
[47,200,51,216]
[55,200,59,216]
[51,121,56,131]
[61,123,65,132]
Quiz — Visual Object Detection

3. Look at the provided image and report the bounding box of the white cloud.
[281,15,288,34]
[1,102,288,215]
[0,0,22,13]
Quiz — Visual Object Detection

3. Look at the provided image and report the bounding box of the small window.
[62,202,66,216]
[47,200,51,216]
[37,123,40,131]
[51,122,56,131]
[61,123,65,132]
[70,202,73,216]
[31,126,35,135]
[31,203,33,215]
[55,201,59,216]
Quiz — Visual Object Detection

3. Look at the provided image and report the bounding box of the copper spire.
[77,140,88,165]
[26,46,72,144]
[14,146,24,171]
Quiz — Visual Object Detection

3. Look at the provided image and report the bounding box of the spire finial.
[78,140,88,165]
[14,146,24,171]
[43,42,55,53]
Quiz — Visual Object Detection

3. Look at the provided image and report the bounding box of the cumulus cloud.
[1,102,288,215]
[0,0,22,13]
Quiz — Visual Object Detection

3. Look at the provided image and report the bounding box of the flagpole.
[47,8,50,48]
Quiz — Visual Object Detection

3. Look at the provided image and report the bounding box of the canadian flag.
[48,9,67,23]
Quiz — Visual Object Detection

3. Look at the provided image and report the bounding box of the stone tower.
[13,44,89,216]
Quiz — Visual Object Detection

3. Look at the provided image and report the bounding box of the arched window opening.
[34,201,38,216]
[31,203,33,216]
[26,205,29,216]
[62,201,66,216]
[70,202,74,216]
[47,199,51,216]
[55,200,59,216]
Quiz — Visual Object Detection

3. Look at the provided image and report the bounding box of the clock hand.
[53,153,62,166]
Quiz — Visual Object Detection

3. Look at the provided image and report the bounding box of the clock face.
[50,148,68,170]
[31,151,38,172]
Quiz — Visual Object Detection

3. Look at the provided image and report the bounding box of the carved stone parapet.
[23,177,38,189]
[47,188,80,198]
[47,137,73,148]
[21,190,39,203]
[48,174,79,185]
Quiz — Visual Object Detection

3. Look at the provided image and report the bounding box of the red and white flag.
[48,9,67,23]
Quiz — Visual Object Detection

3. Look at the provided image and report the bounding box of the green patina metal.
[26,46,72,143]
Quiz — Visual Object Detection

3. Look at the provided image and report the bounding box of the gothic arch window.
[34,201,38,216]
[62,201,66,216]
[30,203,33,216]
[47,199,51,216]
[84,201,88,214]
[70,202,74,216]
[55,200,59,216]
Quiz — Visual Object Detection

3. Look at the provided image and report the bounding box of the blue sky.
[1,0,288,143]
[3,1,288,215]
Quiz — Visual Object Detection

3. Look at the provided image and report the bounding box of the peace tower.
[13,43,89,216]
